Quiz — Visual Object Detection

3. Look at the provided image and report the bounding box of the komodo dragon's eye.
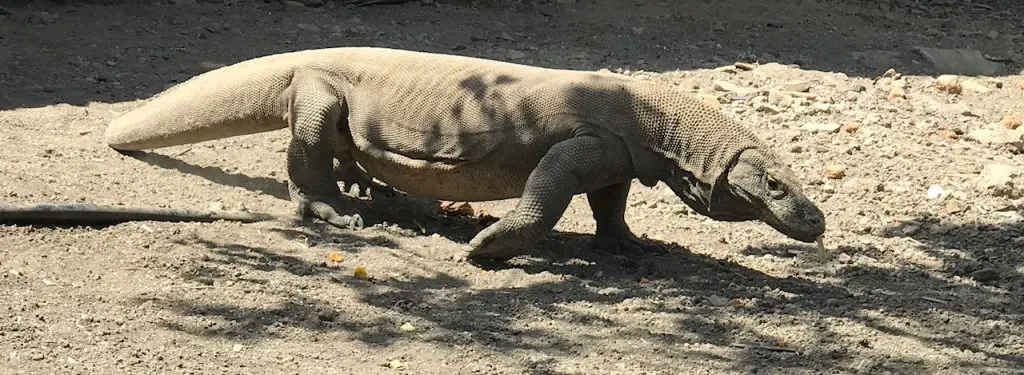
[765,172,786,199]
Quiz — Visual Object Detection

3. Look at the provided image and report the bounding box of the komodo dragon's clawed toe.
[333,163,401,199]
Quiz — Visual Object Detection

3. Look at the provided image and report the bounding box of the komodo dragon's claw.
[301,200,364,230]
[334,164,401,199]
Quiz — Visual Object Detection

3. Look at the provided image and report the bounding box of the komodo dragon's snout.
[664,148,826,243]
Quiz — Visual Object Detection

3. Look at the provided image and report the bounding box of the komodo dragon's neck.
[573,79,771,191]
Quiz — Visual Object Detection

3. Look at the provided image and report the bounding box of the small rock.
[734,62,757,71]
[755,104,781,114]
[713,80,758,95]
[934,74,962,94]
[714,66,739,74]
[971,268,1000,283]
[811,103,833,114]
[387,359,408,369]
[986,30,999,40]
[232,344,243,352]
[960,80,992,93]
[926,184,944,199]
[782,80,813,92]
[938,129,960,140]
[208,201,225,211]
[836,253,852,263]
[976,164,1021,198]
[1000,115,1021,130]
[965,124,1024,151]
[901,224,921,236]
[840,123,860,133]
[707,295,730,306]
[800,122,842,133]
[824,165,846,179]
[887,86,906,101]
[399,322,417,332]
[498,32,516,41]
[945,199,965,214]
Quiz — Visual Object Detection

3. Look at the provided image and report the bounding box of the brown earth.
[2,0,1024,374]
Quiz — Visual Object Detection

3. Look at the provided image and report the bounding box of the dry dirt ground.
[2,0,1024,374]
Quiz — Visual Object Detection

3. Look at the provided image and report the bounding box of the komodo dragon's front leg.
[284,72,364,228]
[467,126,642,261]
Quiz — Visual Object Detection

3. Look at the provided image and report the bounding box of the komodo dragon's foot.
[592,230,651,254]
[297,199,364,229]
[464,210,539,261]
[290,183,364,229]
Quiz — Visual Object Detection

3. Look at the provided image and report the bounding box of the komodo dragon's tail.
[104,57,298,151]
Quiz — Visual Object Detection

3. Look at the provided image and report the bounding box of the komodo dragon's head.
[662,148,826,243]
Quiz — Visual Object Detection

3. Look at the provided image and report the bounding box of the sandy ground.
[2,0,1024,374]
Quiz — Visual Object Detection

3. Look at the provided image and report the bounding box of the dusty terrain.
[2,0,1024,374]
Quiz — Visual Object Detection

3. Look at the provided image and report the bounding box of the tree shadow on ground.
[135,225,1024,373]
[875,213,1024,289]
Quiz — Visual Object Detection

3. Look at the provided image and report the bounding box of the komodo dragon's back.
[103,47,615,152]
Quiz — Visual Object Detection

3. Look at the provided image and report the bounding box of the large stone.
[965,123,1024,152]
[913,47,1006,76]
[976,164,1021,198]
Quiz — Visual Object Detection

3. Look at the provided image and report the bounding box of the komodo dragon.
[93,47,825,260]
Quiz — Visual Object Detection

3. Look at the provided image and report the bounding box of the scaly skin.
[101,47,826,261]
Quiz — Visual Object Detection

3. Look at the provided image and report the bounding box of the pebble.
[1000,115,1021,130]
[801,122,842,133]
[782,80,814,92]
[971,268,1001,283]
[976,164,1020,198]
[960,80,992,93]
[934,74,962,94]
[713,80,758,95]
[824,165,846,179]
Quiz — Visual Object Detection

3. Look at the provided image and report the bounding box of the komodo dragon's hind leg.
[587,182,650,254]
[284,72,363,229]
[466,129,636,261]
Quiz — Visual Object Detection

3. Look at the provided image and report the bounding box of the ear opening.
[708,146,759,205]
